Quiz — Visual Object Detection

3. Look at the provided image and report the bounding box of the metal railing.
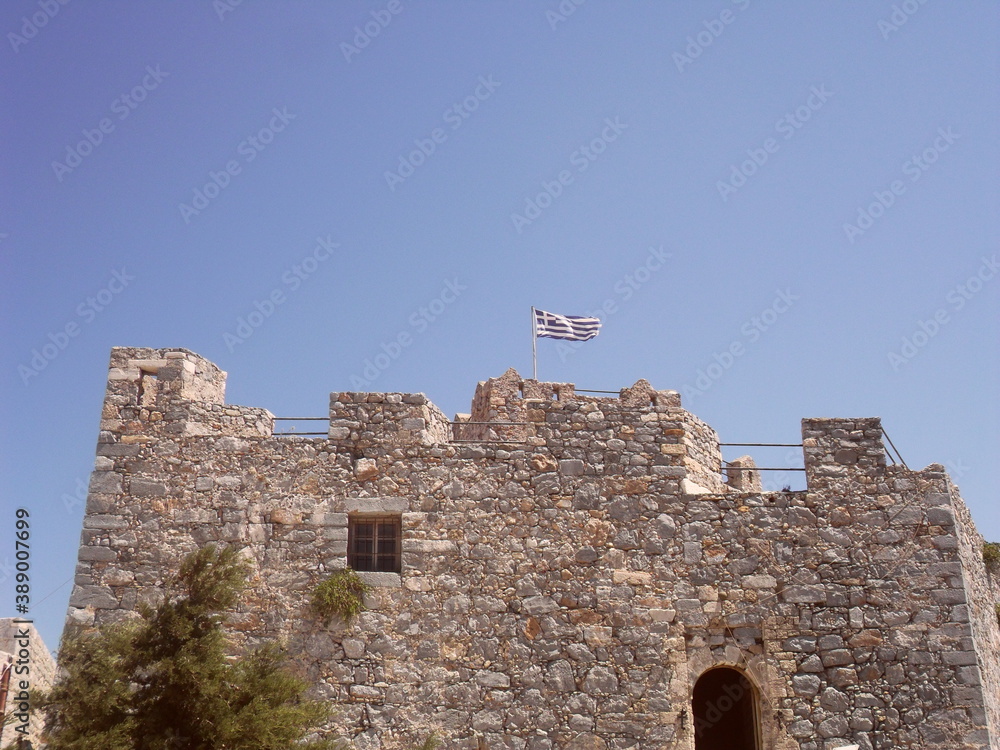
[881,427,908,468]
[268,419,908,471]
[720,429,910,473]
[719,442,805,473]
[272,417,328,436]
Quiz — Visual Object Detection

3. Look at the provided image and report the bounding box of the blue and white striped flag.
[534,308,601,341]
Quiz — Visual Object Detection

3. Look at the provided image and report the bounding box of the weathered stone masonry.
[66,347,1000,749]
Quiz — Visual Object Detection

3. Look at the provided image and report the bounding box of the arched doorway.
[692,667,760,750]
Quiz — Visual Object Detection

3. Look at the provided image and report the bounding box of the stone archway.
[692,666,760,750]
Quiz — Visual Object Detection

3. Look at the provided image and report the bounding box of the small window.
[348,515,401,573]
[137,370,158,407]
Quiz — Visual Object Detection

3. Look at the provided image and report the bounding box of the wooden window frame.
[347,515,401,573]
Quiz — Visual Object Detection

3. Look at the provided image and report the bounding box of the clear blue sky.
[2,1,997,654]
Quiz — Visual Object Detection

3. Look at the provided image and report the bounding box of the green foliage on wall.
[983,541,1000,571]
[311,568,372,625]
[41,545,343,750]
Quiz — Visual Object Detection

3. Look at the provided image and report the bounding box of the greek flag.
[534,308,601,341]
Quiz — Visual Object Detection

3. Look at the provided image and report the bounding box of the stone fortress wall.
[66,347,1000,749]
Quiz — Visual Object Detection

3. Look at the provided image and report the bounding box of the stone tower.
[66,346,1000,749]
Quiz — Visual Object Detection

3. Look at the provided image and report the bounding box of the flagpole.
[531,306,537,380]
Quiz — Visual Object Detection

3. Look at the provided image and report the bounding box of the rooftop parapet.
[98,347,273,440]
[327,391,452,448]
[462,368,725,492]
[321,368,728,490]
[98,351,904,498]
[802,417,887,490]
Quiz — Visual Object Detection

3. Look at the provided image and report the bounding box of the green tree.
[43,545,344,750]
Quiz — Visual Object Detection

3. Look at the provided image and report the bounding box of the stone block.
[821,649,853,667]
[342,639,366,659]
[559,459,585,476]
[314,512,348,526]
[354,458,378,480]
[78,545,118,562]
[566,734,607,750]
[817,714,849,737]
[648,608,675,623]
[130,479,167,497]
[212,436,245,451]
[269,509,302,525]
[932,534,958,550]
[69,584,118,609]
[791,673,821,696]
[530,454,558,472]
[544,660,576,692]
[475,671,510,688]
[582,666,618,695]
[357,572,401,588]
[96,443,141,457]
[345,497,408,513]
[782,586,827,603]
[522,596,558,615]
[89,471,123,494]
[925,506,955,526]
[612,570,651,586]
[659,444,686,455]
[681,479,711,495]
[322,528,348,542]
[942,651,979,666]
[83,515,129,530]
[931,588,967,605]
